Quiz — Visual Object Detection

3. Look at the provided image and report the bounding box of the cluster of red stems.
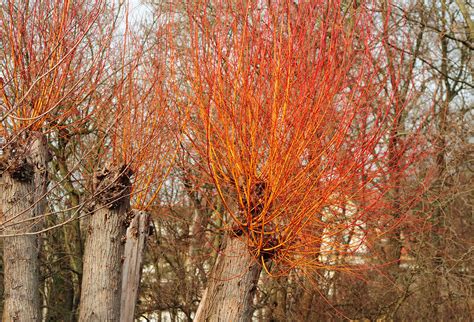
[0,0,428,274]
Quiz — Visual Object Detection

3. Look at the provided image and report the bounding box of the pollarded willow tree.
[0,0,117,319]
[78,10,177,320]
[176,1,426,320]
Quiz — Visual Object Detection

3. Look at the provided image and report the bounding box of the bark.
[454,0,474,42]
[49,134,84,320]
[44,225,75,322]
[79,165,132,322]
[0,132,50,322]
[270,277,287,321]
[299,289,315,321]
[194,234,261,322]
[120,210,150,322]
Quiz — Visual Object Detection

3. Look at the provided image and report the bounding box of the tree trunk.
[194,234,261,322]
[0,132,50,322]
[120,210,150,322]
[79,165,132,321]
[44,224,75,322]
[50,138,84,321]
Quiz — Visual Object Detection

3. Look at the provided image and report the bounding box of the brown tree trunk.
[120,210,150,322]
[44,224,75,322]
[79,165,132,321]
[194,234,261,322]
[48,131,84,321]
[0,132,50,322]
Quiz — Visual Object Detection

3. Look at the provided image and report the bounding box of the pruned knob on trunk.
[93,164,133,209]
[0,132,49,182]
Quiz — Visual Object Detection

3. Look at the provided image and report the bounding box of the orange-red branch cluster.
[181,0,422,274]
[92,7,178,210]
[0,0,112,136]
